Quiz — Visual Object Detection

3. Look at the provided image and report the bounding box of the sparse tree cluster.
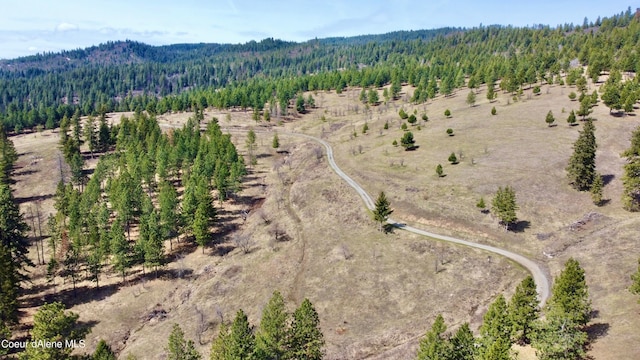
[622,126,640,211]
[416,276,539,360]
[209,292,325,360]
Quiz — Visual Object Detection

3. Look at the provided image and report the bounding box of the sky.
[0,1,635,60]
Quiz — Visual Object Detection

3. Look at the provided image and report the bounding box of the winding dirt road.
[290,132,551,305]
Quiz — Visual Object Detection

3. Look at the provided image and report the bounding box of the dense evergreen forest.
[1,8,639,133]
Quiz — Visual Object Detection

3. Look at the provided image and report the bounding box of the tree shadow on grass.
[585,322,609,342]
[510,220,531,233]
[13,168,39,177]
[602,174,615,186]
[15,193,54,205]
[22,281,121,309]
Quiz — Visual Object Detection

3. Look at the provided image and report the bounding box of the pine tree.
[401,131,415,150]
[480,295,511,343]
[22,302,88,360]
[416,314,452,360]
[256,291,288,359]
[0,183,31,324]
[590,172,604,205]
[567,110,577,126]
[450,323,476,360]
[532,310,588,360]
[491,186,518,230]
[166,323,202,360]
[228,310,256,359]
[545,110,555,127]
[487,85,496,102]
[373,191,393,232]
[193,195,215,254]
[209,323,230,360]
[547,258,592,326]
[272,133,280,150]
[287,299,324,360]
[93,339,117,360]
[566,119,597,191]
[436,164,444,177]
[84,115,97,158]
[448,152,458,164]
[159,180,180,251]
[621,126,640,211]
[476,197,486,210]
[577,97,593,120]
[466,90,476,107]
[533,259,592,360]
[368,89,379,105]
[97,114,111,153]
[143,208,164,276]
[246,129,257,167]
[508,276,539,344]
[0,129,18,184]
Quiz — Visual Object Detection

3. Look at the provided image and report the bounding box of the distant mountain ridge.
[0,28,460,72]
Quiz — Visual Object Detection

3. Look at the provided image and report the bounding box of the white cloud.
[56,22,78,32]
[28,46,38,51]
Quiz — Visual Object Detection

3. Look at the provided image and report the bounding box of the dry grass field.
[10,77,640,359]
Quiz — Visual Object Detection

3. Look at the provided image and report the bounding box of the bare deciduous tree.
[195,306,210,345]
[233,234,253,254]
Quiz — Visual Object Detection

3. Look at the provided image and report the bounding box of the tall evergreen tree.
[508,276,539,344]
[621,126,640,211]
[0,129,18,185]
[566,119,596,191]
[478,295,511,360]
[159,180,180,251]
[209,323,230,360]
[491,186,518,230]
[546,258,592,326]
[416,314,452,360]
[256,291,288,360]
[166,323,202,360]
[373,191,393,232]
[228,309,256,359]
[246,129,257,167]
[450,323,476,360]
[287,299,324,360]
[0,183,31,324]
[22,302,88,360]
[193,196,216,254]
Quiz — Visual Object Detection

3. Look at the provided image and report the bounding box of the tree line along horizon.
[0,8,638,132]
